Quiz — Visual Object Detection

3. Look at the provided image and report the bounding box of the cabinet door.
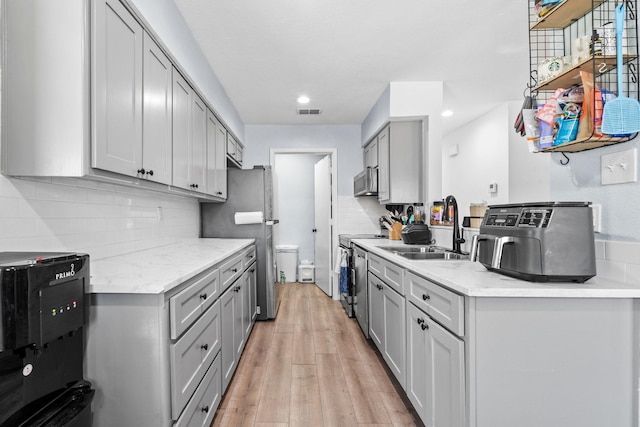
[142,32,172,185]
[368,272,385,350]
[191,93,207,192]
[249,263,257,322]
[406,302,430,423]
[236,144,244,166]
[227,134,237,159]
[172,69,191,190]
[377,126,390,202]
[220,286,236,393]
[93,0,143,176]
[206,111,227,199]
[382,282,406,389]
[215,120,228,199]
[243,269,252,338]
[233,280,245,361]
[170,300,220,418]
[364,139,378,168]
[428,316,464,427]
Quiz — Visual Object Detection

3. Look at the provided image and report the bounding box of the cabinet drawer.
[170,267,220,339]
[170,300,221,418]
[242,246,256,267]
[369,253,404,295]
[174,353,221,427]
[406,271,464,336]
[220,253,243,292]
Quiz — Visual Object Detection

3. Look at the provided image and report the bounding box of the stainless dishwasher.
[353,245,369,338]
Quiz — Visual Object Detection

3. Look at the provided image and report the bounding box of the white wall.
[244,124,388,235]
[274,154,324,262]
[244,125,362,197]
[441,101,550,219]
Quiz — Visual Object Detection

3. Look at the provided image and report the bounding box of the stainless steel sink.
[378,245,469,261]
[398,251,469,260]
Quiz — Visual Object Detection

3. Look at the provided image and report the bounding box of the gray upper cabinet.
[172,70,206,193]
[376,121,423,204]
[206,111,228,199]
[1,0,234,201]
[142,32,173,185]
[191,94,207,192]
[172,69,192,190]
[92,0,143,177]
[364,138,378,169]
[377,127,391,202]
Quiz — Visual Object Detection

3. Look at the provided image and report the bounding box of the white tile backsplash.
[0,176,199,260]
[337,195,388,235]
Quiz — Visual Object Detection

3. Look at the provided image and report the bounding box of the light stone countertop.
[89,238,255,294]
[353,238,640,298]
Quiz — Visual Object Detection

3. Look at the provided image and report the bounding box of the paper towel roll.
[234,211,264,225]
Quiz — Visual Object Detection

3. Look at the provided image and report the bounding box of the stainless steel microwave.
[354,167,378,196]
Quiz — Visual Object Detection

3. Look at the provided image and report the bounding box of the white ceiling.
[172,0,531,135]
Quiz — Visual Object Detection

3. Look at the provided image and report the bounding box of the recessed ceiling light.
[297,95,310,104]
[441,109,454,117]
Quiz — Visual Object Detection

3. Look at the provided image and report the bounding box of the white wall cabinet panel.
[142,32,173,185]
[92,0,143,176]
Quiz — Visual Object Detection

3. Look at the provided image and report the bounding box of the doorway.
[271,148,338,299]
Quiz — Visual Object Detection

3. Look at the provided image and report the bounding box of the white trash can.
[298,263,315,283]
[276,245,299,283]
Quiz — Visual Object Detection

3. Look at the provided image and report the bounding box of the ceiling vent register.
[297,108,322,115]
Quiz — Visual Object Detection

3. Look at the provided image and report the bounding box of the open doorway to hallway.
[271,149,337,299]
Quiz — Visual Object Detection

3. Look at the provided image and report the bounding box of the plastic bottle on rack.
[590,29,603,56]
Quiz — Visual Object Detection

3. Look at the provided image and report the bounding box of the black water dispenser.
[0,252,94,426]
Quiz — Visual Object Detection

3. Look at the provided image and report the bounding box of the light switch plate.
[601,148,637,185]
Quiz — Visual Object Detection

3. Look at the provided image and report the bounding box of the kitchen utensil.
[601,4,640,134]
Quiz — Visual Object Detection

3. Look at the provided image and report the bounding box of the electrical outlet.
[591,204,602,233]
[488,183,498,194]
[601,148,637,185]
[256,306,261,315]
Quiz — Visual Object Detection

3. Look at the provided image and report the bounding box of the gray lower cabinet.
[86,245,256,426]
[221,259,257,393]
[368,270,406,389]
[406,301,464,427]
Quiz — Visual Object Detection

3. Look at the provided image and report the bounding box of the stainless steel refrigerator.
[201,166,279,320]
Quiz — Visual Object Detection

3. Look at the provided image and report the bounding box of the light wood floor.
[212,282,423,427]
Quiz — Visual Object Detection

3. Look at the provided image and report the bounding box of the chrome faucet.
[444,195,465,254]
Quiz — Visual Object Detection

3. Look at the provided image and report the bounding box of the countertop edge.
[352,238,640,298]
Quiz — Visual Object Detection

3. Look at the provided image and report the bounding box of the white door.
[314,156,332,296]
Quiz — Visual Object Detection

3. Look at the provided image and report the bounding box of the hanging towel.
[339,250,348,294]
